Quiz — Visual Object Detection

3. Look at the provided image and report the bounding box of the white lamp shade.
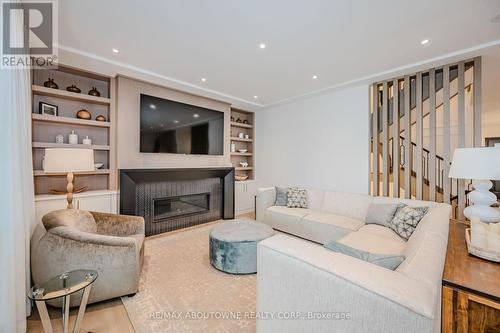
[43,148,95,173]
[449,147,500,180]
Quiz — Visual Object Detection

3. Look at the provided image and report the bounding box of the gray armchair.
[31,209,145,306]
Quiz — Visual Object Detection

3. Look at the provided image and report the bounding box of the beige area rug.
[122,222,257,333]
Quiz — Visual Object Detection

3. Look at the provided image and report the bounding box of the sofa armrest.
[256,235,436,333]
[90,211,145,236]
[256,187,276,221]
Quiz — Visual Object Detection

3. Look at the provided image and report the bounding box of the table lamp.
[448,147,500,222]
[43,148,95,209]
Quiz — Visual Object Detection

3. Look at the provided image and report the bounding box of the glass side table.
[28,269,98,333]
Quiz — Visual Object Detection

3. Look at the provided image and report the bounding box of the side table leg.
[35,301,54,333]
[72,285,92,333]
[62,295,70,333]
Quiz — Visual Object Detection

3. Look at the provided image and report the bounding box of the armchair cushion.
[90,211,145,236]
[42,209,97,233]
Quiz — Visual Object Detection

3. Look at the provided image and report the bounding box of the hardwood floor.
[27,212,256,332]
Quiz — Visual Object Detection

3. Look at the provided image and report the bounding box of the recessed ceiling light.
[420,39,429,45]
[259,43,266,49]
[312,75,318,79]
[112,48,119,53]
[201,78,207,82]
[253,95,258,99]
[173,120,179,124]
[149,104,156,109]
[193,114,200,118]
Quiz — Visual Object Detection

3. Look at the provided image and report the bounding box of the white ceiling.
[58,0,500,108]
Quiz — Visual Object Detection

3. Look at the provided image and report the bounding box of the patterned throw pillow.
[389,206,428,240]
[287,187,308,208]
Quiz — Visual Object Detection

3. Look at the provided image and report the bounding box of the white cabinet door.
[35,198,67,224]
[76,195,112,213]
[235,181,257,214]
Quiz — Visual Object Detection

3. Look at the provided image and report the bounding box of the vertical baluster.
[404,76,411,199]
[457,62,466,219]
[416,73,423,200]
[473,57,482,147]
[392,79,400,197]
[372,84,379,196]
[382,82,389,196]
[429,69,437,201]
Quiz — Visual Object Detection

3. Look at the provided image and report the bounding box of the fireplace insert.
[153,193,210,221]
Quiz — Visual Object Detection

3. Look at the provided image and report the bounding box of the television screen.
[140,94,224,155]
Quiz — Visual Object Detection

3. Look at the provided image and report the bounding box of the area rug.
[121,222,257,333]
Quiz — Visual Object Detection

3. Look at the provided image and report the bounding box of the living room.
[1,1,500,332]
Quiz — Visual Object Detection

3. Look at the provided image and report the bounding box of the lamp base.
[464,179,500,223]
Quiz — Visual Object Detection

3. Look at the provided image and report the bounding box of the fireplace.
[120,168,234,236]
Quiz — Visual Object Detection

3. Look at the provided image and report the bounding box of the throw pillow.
[287,187,308,208]
[389,206,429,241]
[275,187,289,206]
[324,240,405,270]
[365,203,407,227]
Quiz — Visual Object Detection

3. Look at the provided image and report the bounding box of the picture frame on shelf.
[39,102,58,116]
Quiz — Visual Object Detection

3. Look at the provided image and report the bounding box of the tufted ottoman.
[209,219,274,274]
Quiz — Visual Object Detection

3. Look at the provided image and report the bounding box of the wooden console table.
[442,220,500,332]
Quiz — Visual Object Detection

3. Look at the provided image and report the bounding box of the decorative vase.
[76,109,91,120]
[68,130,78,145]
[88,87,101,97]
[95,115,106,122]
[82,136,92,145]
[43,78,58,89]
[55,134,64,144]
[66,85,81,93]
[230,142,236,153]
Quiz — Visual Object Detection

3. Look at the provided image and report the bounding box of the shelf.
[235,167,253,171]
[230,121,253,129]
[231,152,253,156]
[230,137,253,143]
[33,169,111,176]
[32,85,111,105]
[32,142,110,150]
[32,113,111,128]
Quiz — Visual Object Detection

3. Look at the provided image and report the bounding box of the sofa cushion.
[338,231,406,255]
[275,187,288,206]
[366,203,406,227]
[265,206,310,236]
[389,206,429,240]
[287,188,308,208]
[324,240,405,270]
[357,224,403,243]
[42,209,97,234]
[321,191,373,221]
[302,211,363,231]
[306,189,324,211]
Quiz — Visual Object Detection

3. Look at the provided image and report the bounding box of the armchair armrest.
[256,187,276,221]
[90,211,145,236]
[49,226,136,247]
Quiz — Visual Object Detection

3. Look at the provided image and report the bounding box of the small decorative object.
[95,114,107,122]
[55,134,64,144]
[244,134,250,139]
[230,142,236,153]
[240,162,249,168]
[66,85,81,93]
[39,102,58,116]
[449,147,500,222]
[238,148,248,153]
[68,130,78,145]
[235,175,249,181]
[82,136,92,145]
[94,163,104,169]
[466,219,500,262]
[243,119,249,124]
[238,132,244,139]
[236,118,242,123]
[231,116,235,122]
[43,78,58,89]
[76,109,91,120]
[88,86,101,97]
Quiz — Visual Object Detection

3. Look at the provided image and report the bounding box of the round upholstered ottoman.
[209,219,274,274]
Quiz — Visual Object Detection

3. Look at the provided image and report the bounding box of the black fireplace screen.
[153,192,210,222]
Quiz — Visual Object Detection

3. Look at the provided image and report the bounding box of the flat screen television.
[140,94,224,155]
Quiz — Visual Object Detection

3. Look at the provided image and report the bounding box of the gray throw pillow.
[287,187,308,208]
[324,240,405,270]
[389,206,429,241]
[275,187,288,206]
[366,203,407,227]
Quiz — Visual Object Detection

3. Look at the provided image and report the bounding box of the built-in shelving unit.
[230,108,255,181]
[31,64,116,195]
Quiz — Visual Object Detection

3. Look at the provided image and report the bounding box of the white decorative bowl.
[238,149,248,153]
[94,163,104,169]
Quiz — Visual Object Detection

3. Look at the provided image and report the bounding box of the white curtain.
[0,2,36,332]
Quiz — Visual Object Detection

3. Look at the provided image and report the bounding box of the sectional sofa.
[255,187,451,333]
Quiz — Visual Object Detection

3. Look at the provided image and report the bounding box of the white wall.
[256,85,370,194]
